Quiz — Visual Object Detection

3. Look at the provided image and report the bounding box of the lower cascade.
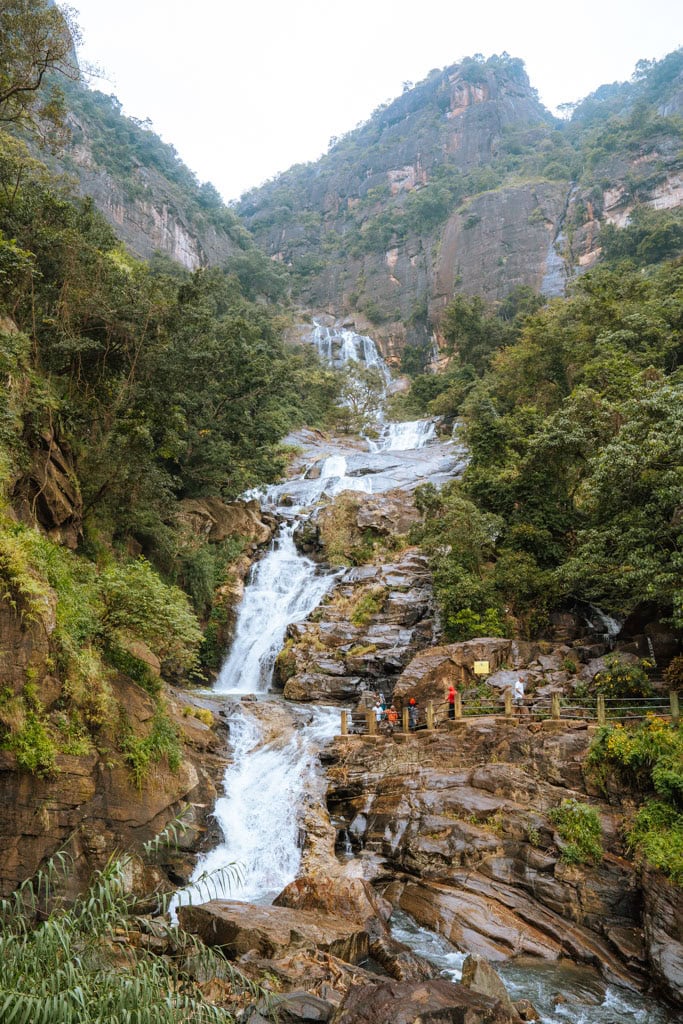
[174,324,675,1023]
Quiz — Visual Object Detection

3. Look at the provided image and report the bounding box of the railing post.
[340,710,348,736]
[597,694,606,727]
[504,688,513,719]
[670,691,680,726]
[366,710,376,735]
[551,693,561,721]
[426,700,434,730]
[402,707,409,733]
[454,691,462,719]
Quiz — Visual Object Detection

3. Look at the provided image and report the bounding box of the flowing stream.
[175,324,673,1022]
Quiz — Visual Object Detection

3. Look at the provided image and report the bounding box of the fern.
[0,850,264,1022]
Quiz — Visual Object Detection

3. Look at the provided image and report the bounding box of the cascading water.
[379,419,436,451]
[173,706,340,911]
[214,524,337,694]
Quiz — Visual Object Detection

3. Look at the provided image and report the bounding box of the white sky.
[71,0,681,203]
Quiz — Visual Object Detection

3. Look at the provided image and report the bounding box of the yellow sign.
[473,660,490,676]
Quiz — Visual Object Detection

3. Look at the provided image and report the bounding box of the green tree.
[0,0,81,140]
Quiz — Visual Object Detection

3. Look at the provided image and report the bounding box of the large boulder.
[329,978,520,1023]
[460,956,522,1020]
[393,640,517,707]
[179,899,369,964]
[274,875,391,939]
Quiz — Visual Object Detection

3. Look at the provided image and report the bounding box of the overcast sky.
[71,0,681,203]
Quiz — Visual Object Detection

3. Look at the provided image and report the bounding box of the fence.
[341,689,680,736]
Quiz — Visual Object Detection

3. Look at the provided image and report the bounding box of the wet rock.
[274,875,391,939]
[369,933,440,982]
[642,868,683,1005]
[460,955,521,1020]
[179,900,369,965]
[513,999,539,1021]
[330,977,519,1023]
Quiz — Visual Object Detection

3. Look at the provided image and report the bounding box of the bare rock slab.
[179,899,368,964]
[330,978,520,1023]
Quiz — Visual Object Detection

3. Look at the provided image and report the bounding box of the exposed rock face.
[177,497,273,547]
[0,593,56,696]
[238,59,683,358]
[330,977,519,1024]
[278,546,435,703]
[178,899,369,964]
[12,432,83,548]
[0,678,228,897]
[324,723,657,993]
[642,869,683,1005]
[60,93,244,270]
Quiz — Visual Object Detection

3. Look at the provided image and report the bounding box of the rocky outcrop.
[12,431,83,548]
[642,869,683,1005]
[324,723,655,993]
[0,679,228,897]
[0,591,56,697]
[330,977,519,1024]
[178,899,369,964]
[177,497,273,547]
[278,546,435,703]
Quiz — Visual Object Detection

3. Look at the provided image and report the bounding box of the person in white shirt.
[513,675,525,707]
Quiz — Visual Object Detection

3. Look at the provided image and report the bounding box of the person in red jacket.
[447,683,456,720]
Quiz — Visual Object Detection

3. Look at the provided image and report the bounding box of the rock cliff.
[237,52,683,357]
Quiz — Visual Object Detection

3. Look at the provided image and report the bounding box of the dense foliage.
[588,718,683,882]
[410,259,682,640]
[0,849,259,1022]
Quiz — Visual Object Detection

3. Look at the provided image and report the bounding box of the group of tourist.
[368,674,527,733]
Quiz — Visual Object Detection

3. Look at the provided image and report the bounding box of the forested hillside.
[238,50,683,357]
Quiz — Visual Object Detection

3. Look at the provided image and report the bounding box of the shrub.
[663,655,683,690]
[101,558,203,669]
[549,798,603,865]
[587,718,682,881]
[627,801,683,884]
[0,849,262,1022]
[593,656,653,698]
[446,606,508,641]
[118,705,182,791]
[350,586,387,626]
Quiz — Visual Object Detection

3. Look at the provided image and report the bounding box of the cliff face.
[50,85,250,270]
[237,52,683,355]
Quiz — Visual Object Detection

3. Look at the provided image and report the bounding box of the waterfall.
[214,524,337,694]
[172,705,340,912]
[379,419,436,451]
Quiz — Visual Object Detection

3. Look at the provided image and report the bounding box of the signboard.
[473,660,490,676]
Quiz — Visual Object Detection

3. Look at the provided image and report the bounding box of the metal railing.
[340,690,680,736]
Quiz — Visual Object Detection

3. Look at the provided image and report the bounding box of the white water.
[380,419,436,451]
[215,524,337,694]
[172,705,340,913]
